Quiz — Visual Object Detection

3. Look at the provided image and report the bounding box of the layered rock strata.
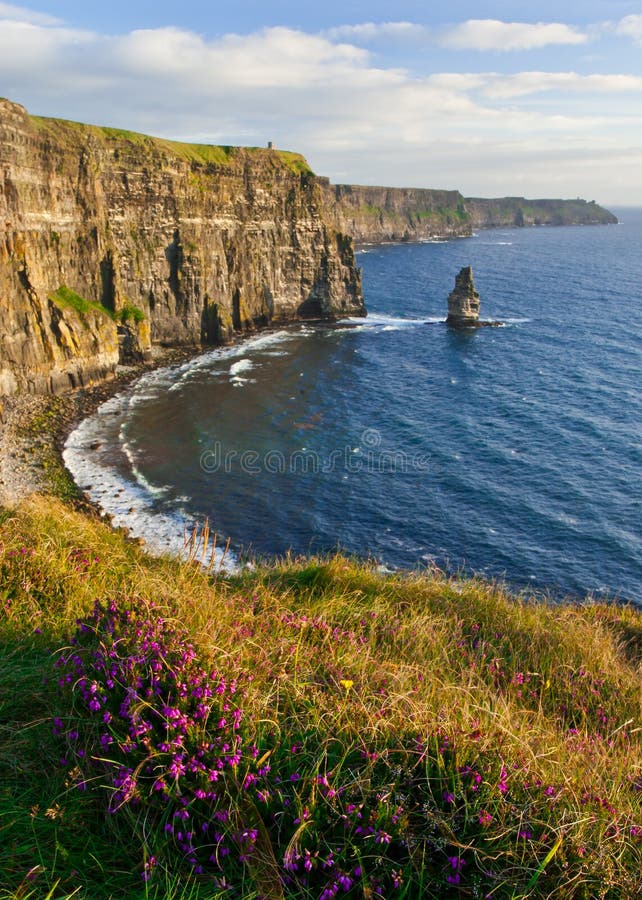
[465,196,617,228]
[0,98,364,396]
[0,94,617,397]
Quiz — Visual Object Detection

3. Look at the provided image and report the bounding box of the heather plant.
[53,595,642,897]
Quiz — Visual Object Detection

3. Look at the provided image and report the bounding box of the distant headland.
[319,180,617,244]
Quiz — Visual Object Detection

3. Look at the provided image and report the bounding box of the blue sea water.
[64,210,642,602]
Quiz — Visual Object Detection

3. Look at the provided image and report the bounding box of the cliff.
[0,98,364,396]
[320,181,617,243]
[465,196,618,228]
[319,180,471,243]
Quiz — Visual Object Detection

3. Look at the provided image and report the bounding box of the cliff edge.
[0,98,364,396]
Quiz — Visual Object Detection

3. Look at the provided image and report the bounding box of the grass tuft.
[31,114,313,177]
[48,286,113,320]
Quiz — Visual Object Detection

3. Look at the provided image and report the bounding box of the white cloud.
[325,22,424,42]
[440,19,589,51]
[615,14,642,45]
[0,9,639,202]
[0,2,61,26]
[0,20,97,77]
[112,26,372,86]
[459,71,642,100]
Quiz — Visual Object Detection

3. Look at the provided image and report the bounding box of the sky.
[1,1,642,204]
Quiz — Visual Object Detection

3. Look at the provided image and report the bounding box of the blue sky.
[2,1,642,204]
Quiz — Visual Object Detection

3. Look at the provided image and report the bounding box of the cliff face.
[0,99,363,396]
[465,197,618,228]
[320,181,617,244]
[319,180,471,243]
[0,95,618,397]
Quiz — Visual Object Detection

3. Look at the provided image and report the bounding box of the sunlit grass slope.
[1,497,641,898]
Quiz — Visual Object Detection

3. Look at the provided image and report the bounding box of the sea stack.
[446,266,480,326]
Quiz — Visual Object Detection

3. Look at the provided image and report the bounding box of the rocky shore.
[0,346,202,508]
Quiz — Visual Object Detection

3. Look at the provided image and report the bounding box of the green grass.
[276,151,314,176]
[116,303,146,325]
[1,497,641,897]
[48,286,113,321]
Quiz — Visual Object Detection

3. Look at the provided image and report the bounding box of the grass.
[276,151,314,177]
[1,496,641,897]
[116,303,146,325]
[48,286,113,321]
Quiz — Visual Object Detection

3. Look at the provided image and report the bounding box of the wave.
[63,416,236,570]
[63,326,316,565]
[229,358,254,376]
[229,357,257,386]
[342,313,439,329]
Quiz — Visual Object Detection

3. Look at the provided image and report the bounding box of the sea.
[64,209,642,603]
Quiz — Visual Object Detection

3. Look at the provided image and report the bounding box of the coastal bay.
[61,214,642,603]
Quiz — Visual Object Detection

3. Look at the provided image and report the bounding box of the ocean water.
[64,210,642,601]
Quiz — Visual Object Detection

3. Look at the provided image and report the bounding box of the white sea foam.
[229,358,254,377]
[229,358,257,386]
[63,420,236,570]
[62,329,308,566]
[342,312,436,332]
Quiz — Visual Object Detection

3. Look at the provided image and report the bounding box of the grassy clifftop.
[1,496,641,898]
[30,113,314,175]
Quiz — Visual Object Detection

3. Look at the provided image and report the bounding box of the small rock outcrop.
[446,266,480,326]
